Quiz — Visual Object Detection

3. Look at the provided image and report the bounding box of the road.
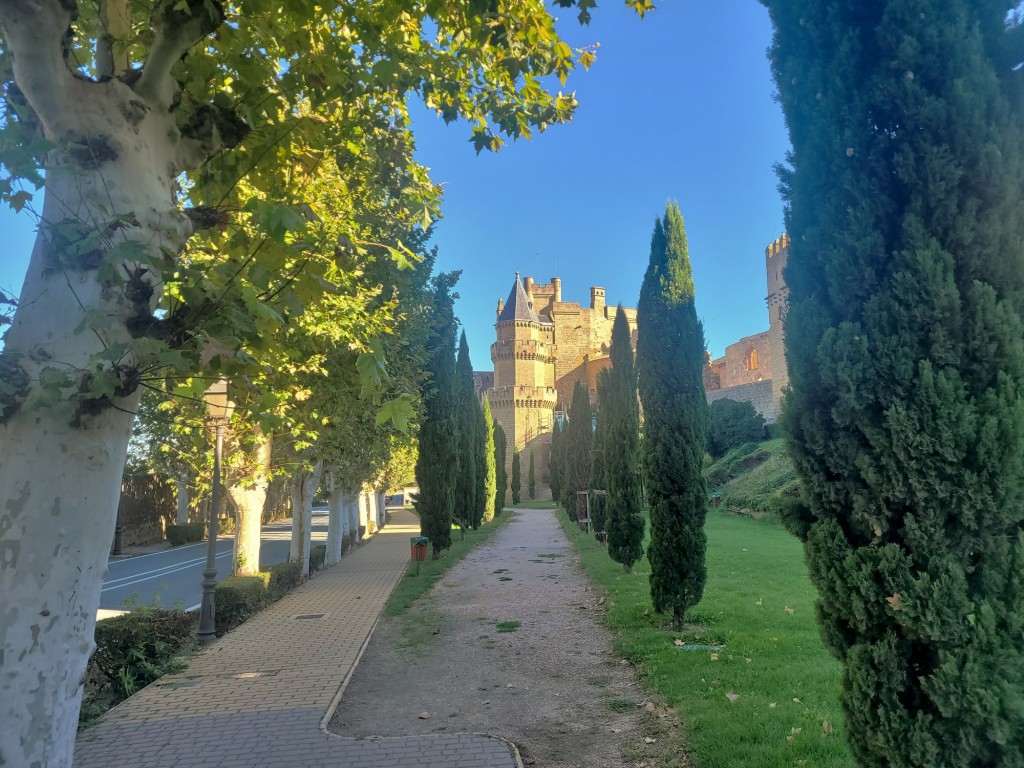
[100,511,329,613]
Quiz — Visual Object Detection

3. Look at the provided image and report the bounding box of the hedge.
[214,573,270,635]
[166,522,205,546]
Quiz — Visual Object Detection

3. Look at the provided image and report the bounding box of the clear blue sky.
[0,0,790,368]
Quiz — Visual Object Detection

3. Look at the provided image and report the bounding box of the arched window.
[745,348,759,371]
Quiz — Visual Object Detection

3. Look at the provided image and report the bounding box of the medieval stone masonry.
[704,234,790,422]
[483,273,637,499]
[482,236,789,499]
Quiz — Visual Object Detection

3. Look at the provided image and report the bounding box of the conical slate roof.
[498,272,539,323]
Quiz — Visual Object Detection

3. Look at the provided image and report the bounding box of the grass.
[560,507,856,768]
[495,620,521,633]
[708,439,799,519]
[384,511,512,617]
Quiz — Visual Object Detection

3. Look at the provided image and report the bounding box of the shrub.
[266,562,302,599]
[707,399,766,458]
[309,544,327,572]
[214,573,270,635]
[165,522,204,546]
[91,608,196,702]
[590,492,607,534]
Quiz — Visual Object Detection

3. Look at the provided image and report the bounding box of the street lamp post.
[197,379,235,646]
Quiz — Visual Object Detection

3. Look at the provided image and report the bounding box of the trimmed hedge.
[166,522,205,546]
[310,543,327,571]
[91,608,196,702]
[267,562,302,599]
[214,573,270,635]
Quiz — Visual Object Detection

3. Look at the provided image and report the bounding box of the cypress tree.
[528,451,536,499]
[481,397,497,524]
[493,419,508,516]
[604,309,644,572]
[511,450,521,504]
[549,419,563,503]
[415,273,459,558]
[472,398,488,528]
[453,331,478,536]
[561,380,593,518]
[589,368,611,535]
[764,3,1024,764]
[637,203,708,628]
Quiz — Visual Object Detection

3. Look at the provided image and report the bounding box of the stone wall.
[720,330,773,389]
[706,379,778,422]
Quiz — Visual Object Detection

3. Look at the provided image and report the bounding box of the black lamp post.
[197,379,234,646]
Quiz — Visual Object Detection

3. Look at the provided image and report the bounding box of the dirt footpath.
[328,508,685,768]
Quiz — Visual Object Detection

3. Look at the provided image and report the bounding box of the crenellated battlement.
[765,233,789,258]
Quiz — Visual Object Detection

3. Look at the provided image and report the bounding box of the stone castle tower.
[485,273,637,499]
[766,233,790,411]
[703,234,790,420]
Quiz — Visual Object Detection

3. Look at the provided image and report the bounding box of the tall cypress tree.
[637,203,708,628]
[604,309,644,572]
[764,3,1024,764]
[528,452,536,499]
[561,380,593,517]
[493,418,508,515]
[453,332,478,536]
[590,368,611,535]
[511,450,521,504]
[481,397,498,524]
[415,273,459,558]
[549,419,563,503]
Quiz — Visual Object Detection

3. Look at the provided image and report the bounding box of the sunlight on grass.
[560,508,856,768]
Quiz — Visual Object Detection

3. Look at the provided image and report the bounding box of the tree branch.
[0,0,77,134]
[134,0,223,110]
[96,0,130,80]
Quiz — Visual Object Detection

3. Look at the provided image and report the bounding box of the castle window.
[745,348,759,371]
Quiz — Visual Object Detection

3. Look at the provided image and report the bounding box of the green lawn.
[561,508,856,768]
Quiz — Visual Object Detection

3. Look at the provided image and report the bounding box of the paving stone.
[74,510,517,768]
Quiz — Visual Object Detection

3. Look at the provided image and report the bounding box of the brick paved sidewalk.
[74,509,520,768]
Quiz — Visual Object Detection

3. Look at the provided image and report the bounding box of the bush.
[266,562,302,599]
[91,608,196,702]
[165,522,204,546]
[214,573,270,634]
[590,493,608,534]
[707,399,766,458]
[310,544,327,572]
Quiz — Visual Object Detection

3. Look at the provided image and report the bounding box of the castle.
[482,274,637,498]
[703,233,790,421]
[481,234,790,497]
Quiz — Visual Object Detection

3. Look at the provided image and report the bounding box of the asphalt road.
[99,511,329,613]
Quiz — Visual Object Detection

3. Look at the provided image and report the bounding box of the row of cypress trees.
[551,202,708,630]
[416,274,506,557]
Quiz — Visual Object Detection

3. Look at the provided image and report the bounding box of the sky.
[0,0,790,368]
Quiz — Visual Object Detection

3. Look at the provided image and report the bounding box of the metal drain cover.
[289,612,330,621]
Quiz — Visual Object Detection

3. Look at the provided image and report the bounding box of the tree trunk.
[0,125,190,766]
[346,493,361,546]
[288,459,323,576]
[325,467,344,565]
[227,430,271,576]
[358,488,370,536]
[173,475,190,525]
[375,488,387,529]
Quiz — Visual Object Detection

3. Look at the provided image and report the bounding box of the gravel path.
[328,507,684,768]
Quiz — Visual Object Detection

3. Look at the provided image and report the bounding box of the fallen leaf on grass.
[418,711,431,719]
[790,727,802,735]
[644,737,657,744]
[792,698,801,704]
[726,691,740,703]
[784,605,795,614]
[822,720,833,735]
[745,658,753,664]
[673,639,683,647]
[769,703,777,709]
[645,702,656,712]
[755,598,763,606]
[710,653,719,661]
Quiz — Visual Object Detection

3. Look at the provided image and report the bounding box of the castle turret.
[590,286,605,314]
[766,234,790,410]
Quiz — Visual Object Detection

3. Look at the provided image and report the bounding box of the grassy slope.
[711,439,798,517]
[562,505,856,768]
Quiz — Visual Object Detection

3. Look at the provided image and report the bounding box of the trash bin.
[410,536,429,562]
